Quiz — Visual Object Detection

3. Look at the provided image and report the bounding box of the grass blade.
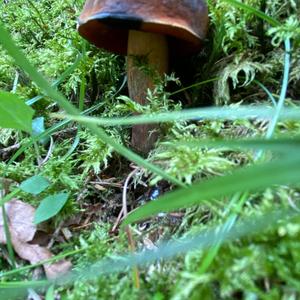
[26,54,83,106]
[176,137,300,153]
[123,156,300,224]
[52,106,300,126]
[223,0,281,27]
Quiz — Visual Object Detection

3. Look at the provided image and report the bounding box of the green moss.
[1,0,300,298]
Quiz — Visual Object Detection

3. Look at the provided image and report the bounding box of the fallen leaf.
[61,227,72,240]
[0,199,71,278]
[94,184,106,191]
[0,200,36,242]
[44,259,72,280]
[12,235,71,279]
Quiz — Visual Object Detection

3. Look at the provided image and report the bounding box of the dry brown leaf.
[44,259,72,280]
[12,234,71,279]
[1,200,36,242]
[0,199,72,279]
[61,227,73,240]
[94,184,106,191]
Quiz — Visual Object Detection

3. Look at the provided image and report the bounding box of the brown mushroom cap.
[78,0,209,56]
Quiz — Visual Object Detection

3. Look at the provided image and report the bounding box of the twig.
[91,180,123,189]
[0,143,21,160]
[72,223,93,231]
[111,168,139,232]
[40,137,54,166]
[47,221,64,249]
[122,168,139,216]
[122,167,140,289]
[76,175,92,203]
[52,127,77,139]
[111,207,125,233]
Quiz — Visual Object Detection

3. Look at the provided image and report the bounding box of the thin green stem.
[27,0,48,29]
[170,77,219,96]
[2,206,16,268]
[0,188,21,206]
[0,246,88,277]
[253,80,277,107]
[79,41,86,111]
[265,39,291,140]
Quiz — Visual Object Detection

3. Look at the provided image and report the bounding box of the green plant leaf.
[45,285,55,300]
[0,91,34,133]
[20,175,50,195]
[32,117,49,145]
[176,137,300,153]
[54,106,300,127]
[34,193,69,224]
[223,0,281,27]
[123,156,300,225]
[32,117,45,137]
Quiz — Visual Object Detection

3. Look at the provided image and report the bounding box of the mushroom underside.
[78,16,204,56]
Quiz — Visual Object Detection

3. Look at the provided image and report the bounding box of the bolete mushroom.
[78,0,208,154]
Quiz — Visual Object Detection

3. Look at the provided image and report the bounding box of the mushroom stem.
[127,30,168,154]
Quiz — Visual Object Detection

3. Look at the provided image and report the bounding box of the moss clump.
[0,0,300,299]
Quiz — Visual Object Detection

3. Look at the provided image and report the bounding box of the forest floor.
[0,0,300,299]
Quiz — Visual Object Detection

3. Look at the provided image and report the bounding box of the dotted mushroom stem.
[127,30,168,154]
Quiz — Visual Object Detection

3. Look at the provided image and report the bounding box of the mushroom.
[78,0,208,154]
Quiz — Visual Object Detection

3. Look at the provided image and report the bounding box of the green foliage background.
[0,0,300,299]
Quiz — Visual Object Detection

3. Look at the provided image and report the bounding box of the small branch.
[0,143,21,160]
[122,167,140,289]
[40,137,54,166]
